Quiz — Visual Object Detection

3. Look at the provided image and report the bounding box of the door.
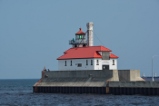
[102,65,109,70]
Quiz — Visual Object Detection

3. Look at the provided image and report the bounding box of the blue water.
[0,79,159,106]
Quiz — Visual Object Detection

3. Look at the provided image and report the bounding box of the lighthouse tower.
[69,28,87,47]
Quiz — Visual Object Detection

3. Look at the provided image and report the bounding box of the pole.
[152,55,159,81]
[152,57,154,81]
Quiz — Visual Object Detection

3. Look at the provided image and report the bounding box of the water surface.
[0,79,158,106]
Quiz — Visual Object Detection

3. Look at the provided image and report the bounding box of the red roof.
[110,53,119,59]
[75,28,85,35]
[57,46,118,60]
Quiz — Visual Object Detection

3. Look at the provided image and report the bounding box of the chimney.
[86,22,94,46]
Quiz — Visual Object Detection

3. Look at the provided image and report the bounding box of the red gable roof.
[110,53,119,59]
[75,28,85,35]
[57,46,114,60]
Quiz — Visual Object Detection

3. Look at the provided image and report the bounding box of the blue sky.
[0,0,159,79]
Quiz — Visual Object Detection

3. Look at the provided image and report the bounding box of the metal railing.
[69,40,87,45]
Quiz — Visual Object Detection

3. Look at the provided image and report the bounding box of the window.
[91,60,93,65]
[65,61,67,66]
[96,60,99,65]
[102,52,109,60]
[77,35,83,39]
[70,60,72,66]
[112,60,115,65]
[77,63,82,67]
[78,35,80,39]
[86,60,88,65]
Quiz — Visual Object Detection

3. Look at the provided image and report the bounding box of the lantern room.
[75,28,85,40]
[69,28,87,47]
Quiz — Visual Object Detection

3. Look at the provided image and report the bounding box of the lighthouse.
[57,22,118,71]
[34,22,146,94]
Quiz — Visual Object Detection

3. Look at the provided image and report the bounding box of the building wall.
[93,59,102,70]
[109,59,117,70]
[58,59,93,70]
[101,59,117,70]
[102,60,109,65]
[58,58,117,70]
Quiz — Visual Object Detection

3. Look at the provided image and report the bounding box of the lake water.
[0,79,158,106]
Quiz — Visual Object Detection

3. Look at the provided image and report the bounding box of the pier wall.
[118,70,144,81]
[44,70,115,79]
[35,69,144,88]
[42,69,143,81]
[108,81,159,95]
[35,70,119,87]
[108,81,159,88]
[33,69,155,95]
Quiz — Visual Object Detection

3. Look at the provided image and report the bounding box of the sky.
[0,0,159,79]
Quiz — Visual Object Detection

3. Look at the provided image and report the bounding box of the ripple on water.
[0,79,158,106]
[0,93,159,106]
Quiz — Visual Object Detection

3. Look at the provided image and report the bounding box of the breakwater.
[33,70,159,95]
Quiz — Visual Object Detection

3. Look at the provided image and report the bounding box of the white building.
[57,22,118,70]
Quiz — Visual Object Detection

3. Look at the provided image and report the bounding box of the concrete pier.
[34,70,119,88]
[108,81,159,95]
[32,69,159,95]
[33,82,159,95]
